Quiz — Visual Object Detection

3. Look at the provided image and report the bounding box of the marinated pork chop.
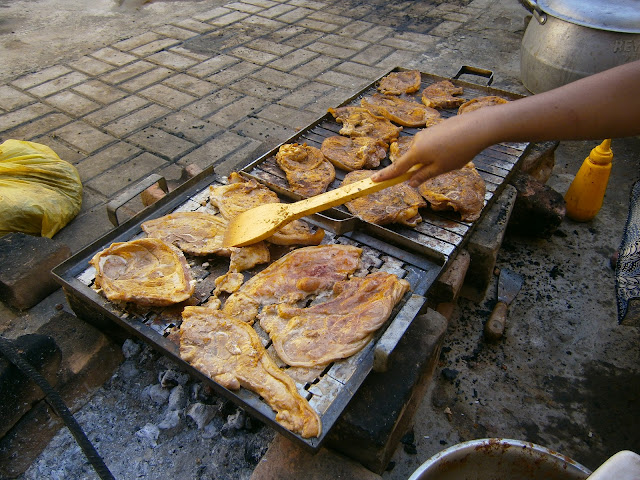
[275,143,335,197]
[328,106,402,143]
[180,306,321,438]
[458,95,509,115]
[259,272,410,367]
[418,162,486,222]
[389,135,415,163]
[421,80,466,109]
[320,136,388,171]
[90,238,194,307]
[377,70,421,95]
[361,94,441,127]
[223,244,362,324]
[141,211,228,256]
[210,172,324,246]
[341,170,426,227]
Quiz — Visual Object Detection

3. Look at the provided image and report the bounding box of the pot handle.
[517,0,547,24]
[453,65,494,86]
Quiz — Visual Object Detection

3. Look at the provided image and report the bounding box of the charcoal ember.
[190,382,216,403]
[121,338,141,358]
[159,369,190,388]
[187,402,221,430]
[135,423,159,447]
[221,409,246,436]
[119,359,139,380]
[141,383,170,405]
[167,384,187,411]
[158,410,184,438]
[202,421,221,439]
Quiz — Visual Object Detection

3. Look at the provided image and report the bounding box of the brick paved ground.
[0,0,526,254]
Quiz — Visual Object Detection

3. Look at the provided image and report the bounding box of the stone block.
[250,435,382,480]
[518,141,559,184]
[429,249,470,304]
[0,334,61,438]
[326,308,448,474]
[460,184,517,303]
[508,173,566,238]
[0,233,71,310]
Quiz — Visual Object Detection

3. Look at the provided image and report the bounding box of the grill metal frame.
[52,67,529,452]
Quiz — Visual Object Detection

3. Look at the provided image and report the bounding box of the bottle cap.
[590,139,613,165]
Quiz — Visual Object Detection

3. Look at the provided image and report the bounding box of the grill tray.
[52,67,528,451]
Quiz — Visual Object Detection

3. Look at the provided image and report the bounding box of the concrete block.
[0,233,71,310]
[0,334,61,438]
[460,184,517,303]
[429,249,470,304]
[250,435,382,480]
[326,308,448,474]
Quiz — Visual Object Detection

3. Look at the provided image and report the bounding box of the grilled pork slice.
[210,172,324,246]
[458,95,509,115]
[421,80,466,109]
[320,136,388,171]
[275,143,335,197]
[328,106,402,143]
[377,70,421,95]
[180,307,321,438]
[361,93,441,127]
[341,170,426,227]
[389,135,416,163]
[90,238,194,307]
[259,272,410,367]
[418,162,486,222]
[141,211,228,256]
[223,244,362,324]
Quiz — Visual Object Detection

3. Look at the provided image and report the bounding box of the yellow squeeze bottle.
[564,139,613,222]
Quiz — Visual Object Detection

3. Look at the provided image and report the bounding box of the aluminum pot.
[408,438,592,480]
[519,0,640,93]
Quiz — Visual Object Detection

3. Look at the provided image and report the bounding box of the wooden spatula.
[222,166,421,248]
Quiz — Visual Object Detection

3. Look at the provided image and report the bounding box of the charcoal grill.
[52,67,529,452]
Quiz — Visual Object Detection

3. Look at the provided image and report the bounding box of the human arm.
[372,59,640,187]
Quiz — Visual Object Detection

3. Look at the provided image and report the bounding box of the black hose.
[0,335,115,480]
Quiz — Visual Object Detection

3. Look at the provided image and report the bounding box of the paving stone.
[83,95,150,127]
[74,141,142,182]
[113,32,163,51]
[351,45,395,65]
[282,30,324,48]
[229,77,288,102]
[5,113,72,141]
[277,81,333,109]
[309,86,354,112]
[206,61,261,85]
[153,112,222,144]
[90,47,137,67]
[291,56,341,78]
[256,103,318,129]
[213,137,263,176]
[306,41,358,59]
[393,31,440,48]
[289,0,326,10]
[162,73,217,97]
[0,85,35,111]
[85,151,167,197]
[240,15,285,32]
[186,55,238,79]
[209,11,251,27]
[10,65,71,90]
[0,233,71,310]
[208,95,268,128]
[193,6,233,22]
[26,72,88,98]
[244,38,295,56]
[126,126,195,161]
[361,24,395,43]
[231,46,278,65]
[72,80,127,105]
[67,56,115,76]
[245,0,278,7]
[276,7,313,23]
[375,50,419,69]
[152,24,200,41]
[379,36,432,51]
[430,20,463,37]
[233,116,294,145]
[118,67,174,93]
[44,91,100,117]
[226,1,263,14]
[319,34,370,51]
[333,61,387,80]
[172,18,216,34]
[307,11,352,27]
[259,4,296,19]
[31,135,85,165]
[179,131,251,172]
[104,103,171,137]
[316,70,369,90]
[138,84,197,109]
[182,88,243,118]
[266,25,306,42]
[130,38,182,57]
[147,51,200,70]
[334,20,375,37]
[100,60,156,85]
[268,48,318,72]
[0,103,52,132]
[298,18,341,33]
[51,121,115,154]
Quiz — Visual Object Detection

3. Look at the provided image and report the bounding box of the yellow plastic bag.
[0,139,82,238]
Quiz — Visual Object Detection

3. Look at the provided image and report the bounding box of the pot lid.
[537,0,640,33]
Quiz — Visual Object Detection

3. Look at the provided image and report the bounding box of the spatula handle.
[485,301,507,340]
